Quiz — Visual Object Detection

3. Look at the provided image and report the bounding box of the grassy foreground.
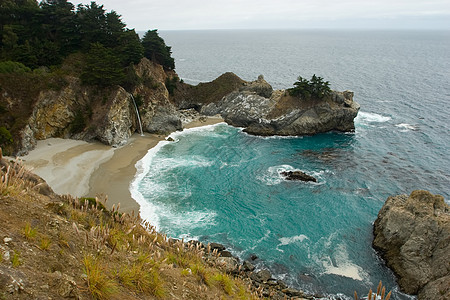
[0,155,260,299]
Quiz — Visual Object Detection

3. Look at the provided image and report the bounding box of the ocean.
[131,30,450,299]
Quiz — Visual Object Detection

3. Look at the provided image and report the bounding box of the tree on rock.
[141,29,175,70]
[289,74,331,100]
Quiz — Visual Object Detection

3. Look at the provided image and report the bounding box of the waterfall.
[130,94,144,136]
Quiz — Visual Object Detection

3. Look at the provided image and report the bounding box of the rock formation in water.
[373,190,450,300]
[280,170,317,182]
[177,74,360,136]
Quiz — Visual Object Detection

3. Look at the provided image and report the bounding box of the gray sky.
[76,0,450,30]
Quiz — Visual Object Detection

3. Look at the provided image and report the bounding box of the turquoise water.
[132,30,450,299]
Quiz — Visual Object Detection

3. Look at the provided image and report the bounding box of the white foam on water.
[169,210,217,230]
[131,123,226,231]
[131,139,172,230]
[151,155,214,173]
[169,122,228,139]
[250,230,272,250]
[276,234,309,252]
[320,244,368,282]
[355,111,391,127]
[395,123,419,132]
[257,164,295,185]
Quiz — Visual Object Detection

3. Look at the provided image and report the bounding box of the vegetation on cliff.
[0,0,177,154]
[0,157,260,299]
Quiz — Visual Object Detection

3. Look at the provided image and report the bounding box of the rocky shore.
[373,190,450,300]
[179,240,318,300]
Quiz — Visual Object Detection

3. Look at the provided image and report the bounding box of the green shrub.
[80,197,106,211]
[23,222,37,240]
[0,61,31,74]
[0,127,13,147]
[11,251,22,268]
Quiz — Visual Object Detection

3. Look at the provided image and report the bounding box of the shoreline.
[20,116,224,215]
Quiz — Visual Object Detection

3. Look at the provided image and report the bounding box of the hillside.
[0,155,262,299]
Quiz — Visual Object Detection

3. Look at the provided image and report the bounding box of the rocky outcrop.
[93,87,135,146]
[173,72,246,109]
[201,76,359,136]
[373,190,450,300]
[184,240,312,300]
[7,58,182,154]
[281,170,317,182]
[133,58,182,134]
[239,75,273,98]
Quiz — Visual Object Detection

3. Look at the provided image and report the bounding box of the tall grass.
[23,222,37,240]
[83,255,118,299]
[355,281,391,300]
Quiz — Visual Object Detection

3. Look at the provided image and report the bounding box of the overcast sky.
[76,0,450,31]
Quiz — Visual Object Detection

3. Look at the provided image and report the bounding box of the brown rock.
[373,190,450,299]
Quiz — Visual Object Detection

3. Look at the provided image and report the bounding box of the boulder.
[281,170,317,182]
[242,260,256,272]
[209,242,226,252]
[216,257,239,273]
[373,190,450,299]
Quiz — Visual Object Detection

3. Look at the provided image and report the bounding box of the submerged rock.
[373,190,450,300]
[281,170,317,182]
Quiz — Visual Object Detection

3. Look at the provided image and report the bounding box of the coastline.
[20,116,224,215]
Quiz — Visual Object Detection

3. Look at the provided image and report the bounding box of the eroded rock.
[373,190,450,299]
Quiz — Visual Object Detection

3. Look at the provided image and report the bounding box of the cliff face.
[373,190,450,300]
[181,74,360,136]
[8,58,181,155]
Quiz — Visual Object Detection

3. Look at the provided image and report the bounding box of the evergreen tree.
[40,0,80,56]
[81,42,125,87]
[76,2,108,49]
[142,29,175,70]
[116,29,144,66]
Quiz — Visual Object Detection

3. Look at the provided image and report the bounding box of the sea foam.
[355,111,391,127]
[130,123,225,231]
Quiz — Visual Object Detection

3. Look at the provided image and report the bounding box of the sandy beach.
[20,116,224,215]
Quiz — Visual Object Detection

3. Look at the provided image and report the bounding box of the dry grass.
[1,157,261,299]
[11,251,21,268]
[355,281,392,300]
[39,235,52,250]
[22,222,37,240]
[83,255,118,300]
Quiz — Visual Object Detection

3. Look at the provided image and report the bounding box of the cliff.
[373,190,450,300]
[176,74,360,136]
[0,58,182,156]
